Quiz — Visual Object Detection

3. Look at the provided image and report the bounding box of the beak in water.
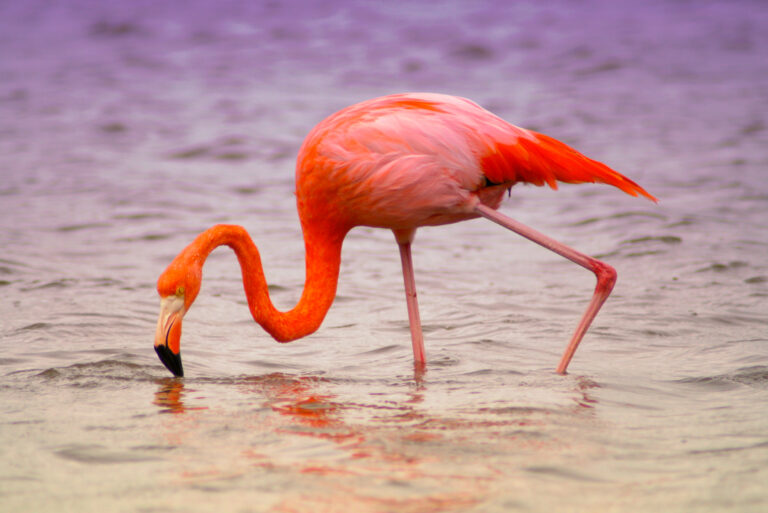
[154,296,185,377]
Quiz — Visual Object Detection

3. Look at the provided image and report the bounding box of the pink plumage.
[296,93,654,231]
[154,93,656,377]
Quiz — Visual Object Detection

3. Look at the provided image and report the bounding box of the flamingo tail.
[482,130,657,202]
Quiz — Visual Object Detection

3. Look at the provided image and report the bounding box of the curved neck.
[189,223,345,342]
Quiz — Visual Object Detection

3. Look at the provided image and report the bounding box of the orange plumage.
[483,130,655,199]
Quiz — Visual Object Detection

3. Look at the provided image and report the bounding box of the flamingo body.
[154,93,655,377]
[296,93,652,231]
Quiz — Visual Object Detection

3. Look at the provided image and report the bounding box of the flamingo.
[154,93,656,377]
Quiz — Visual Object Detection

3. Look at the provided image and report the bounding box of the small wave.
[84,277,125,288]
[115,232,173,242]
[89,21,143,38]
[695,261,749,273]
[450,42,495,61]
[568,210,666,226]
[619,235,683,258]
[244,359,301,371]
[168,143,251,162]
[356,344,401,356]
[685,439,768,457]
[55,222,111,232]
[675,365,768,390]
[477,405,553,415]
[112,212,165,221]
[524,465,606,482]
[54,443,161,464]
[168,146,210,159]
[35,359,163,386]
[20,279,78,291]
[621,235,682,245]
[0,357,26,366]
[232,186,262,195]
[0,257,31,271]
[702,313,767,326]
[16,322,52,332]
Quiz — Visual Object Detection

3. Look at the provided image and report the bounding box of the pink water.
[1,1,767,511]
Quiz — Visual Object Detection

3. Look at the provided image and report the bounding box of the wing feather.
[482,128,657,201]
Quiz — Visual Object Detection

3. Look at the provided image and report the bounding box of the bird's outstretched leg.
[474,204,617,374]
[393,228,427,368]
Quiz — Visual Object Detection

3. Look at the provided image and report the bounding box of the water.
[1,0,767,511]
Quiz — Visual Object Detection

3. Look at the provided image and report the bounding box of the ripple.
[524,465,606,482]
[0,357,26,366]
[451,42,494,61]
[477,405,552,415]
[575,59,623,76]
[112,212,165,221]
[620,234,684,256]
[696,261,749,273]
[232,186,263,195]
[168,146,210,159]
[568,211,666,226]
[54,444,160,464]
[356,344,401,356]
[21,279,78,291]
[115,230,176,243]
[99,122,127,133]
[35,359,163,386]
[216,152,248,161]
[685,440,768,456]
[675,365,768,390]
[16,322,52,332]
[621,235,682,245]
[89,21,143,37]
[55,222,111,232]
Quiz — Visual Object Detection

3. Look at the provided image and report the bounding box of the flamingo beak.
[154,296,185,377]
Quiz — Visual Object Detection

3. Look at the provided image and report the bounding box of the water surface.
[1,1,767,511]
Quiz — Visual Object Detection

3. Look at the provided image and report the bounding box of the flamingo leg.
[393,229,427,366]
[474,204,617,374]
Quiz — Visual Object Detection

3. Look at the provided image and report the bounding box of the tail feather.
[482,130,657,202]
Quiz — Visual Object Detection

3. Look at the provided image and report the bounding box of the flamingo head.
[154,259,203,377]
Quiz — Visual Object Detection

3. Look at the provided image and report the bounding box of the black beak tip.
[155,345,184,377]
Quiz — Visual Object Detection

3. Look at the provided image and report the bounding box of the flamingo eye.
[175,286,185,297]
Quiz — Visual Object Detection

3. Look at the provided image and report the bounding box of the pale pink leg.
[393,229,427,366]
[474,204,617,374]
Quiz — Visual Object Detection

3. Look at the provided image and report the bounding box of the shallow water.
[1,0,767,511]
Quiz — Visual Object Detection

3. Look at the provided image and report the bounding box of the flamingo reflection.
[153,378,208,414]
[151,372,599,511]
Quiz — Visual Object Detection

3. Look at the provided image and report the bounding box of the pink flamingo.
[154,93,655,377]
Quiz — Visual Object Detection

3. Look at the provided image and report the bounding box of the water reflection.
[153,378,207,414]
[573,376,600,409]
[238,374,343,433]
[150,371,601,510]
